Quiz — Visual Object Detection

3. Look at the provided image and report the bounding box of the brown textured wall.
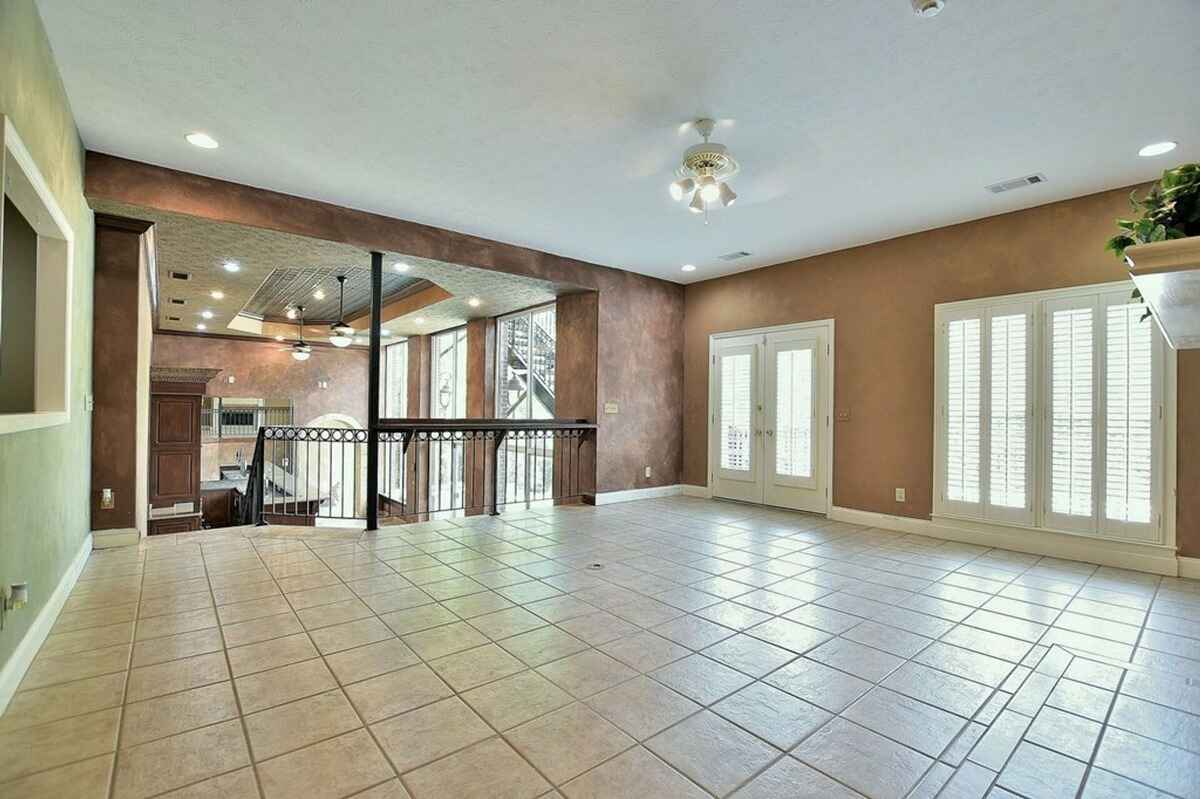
[91,218,152,529]
[466,318,496,418]
[152,333,369,428]
[556,292,600,494]
[683,185,1200,556]
[86,154,685,493]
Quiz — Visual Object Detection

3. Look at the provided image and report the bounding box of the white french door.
[710,322,832,513]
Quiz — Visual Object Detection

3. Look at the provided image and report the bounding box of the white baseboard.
[92,527,139,549]
[1179,556,1200,580]
[680,484,712,499]
[591,484,684,506]
[830,506,1180,577]
[0,532,93,715]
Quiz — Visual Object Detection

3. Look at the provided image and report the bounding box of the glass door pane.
[773,347,813,479]
[719,352,754,473]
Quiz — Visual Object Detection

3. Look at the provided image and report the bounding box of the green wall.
[0,0,94,670]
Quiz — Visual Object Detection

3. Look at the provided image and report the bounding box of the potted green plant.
[1107,163,1200,348]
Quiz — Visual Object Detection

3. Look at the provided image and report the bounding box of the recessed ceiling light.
[414,316,426,324]
[222,260,240,272]
[393,261,411,272]
[681,264,696,272]
[196,323,207,331]
[274,335,285,342]
[1138,141,1177,157]
[285,307,297,320]
[210,290,225,300]
[468,297,481,308]
[313,288,326,300]
[186,131,219,149]
[201,310,214,319]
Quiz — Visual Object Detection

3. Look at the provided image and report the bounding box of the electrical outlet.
[604,401,619,415]
[895,487,906,502]
[836,408,851,422]
[100,488,115,509]
[644,466,652,478]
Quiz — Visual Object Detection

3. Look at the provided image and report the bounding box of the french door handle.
[765,430,774,436]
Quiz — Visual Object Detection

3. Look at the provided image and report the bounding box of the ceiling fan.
[276,305,313,361]
[328,275,355,347]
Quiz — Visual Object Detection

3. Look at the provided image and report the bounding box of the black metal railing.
[201,399,294,439]
[240,419,596,527]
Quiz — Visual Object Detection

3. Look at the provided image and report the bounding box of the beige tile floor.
[1,497,1199,798]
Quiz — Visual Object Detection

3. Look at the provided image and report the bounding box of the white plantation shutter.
[945,316,982,506]
[719,351,754,472]
[937,285,1164,543]
[1047,302,1096,530]
[774,347,813,478]
[1104,299,1158,531]
[987,309,1032,520]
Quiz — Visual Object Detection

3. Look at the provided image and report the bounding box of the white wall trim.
[680,484,713,499]
[92,528,140,549]
[0,532,93,715]
[1179,557,1200,580]
[590,484,684,506]
[830,506,1180,577]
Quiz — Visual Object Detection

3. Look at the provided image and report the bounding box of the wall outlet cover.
[604,401,619,414]
[644,466,651,478]
[895,488,906,502]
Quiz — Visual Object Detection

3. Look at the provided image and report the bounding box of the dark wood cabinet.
[147,368,219,535]
[201,487,241,528]
[150,393,202,506]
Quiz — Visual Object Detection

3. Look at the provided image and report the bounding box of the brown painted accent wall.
[556,292,599,494]
[152,333,369,428]
[91,216,153,530]
[85,153,685,493]
[683,186,1200,556]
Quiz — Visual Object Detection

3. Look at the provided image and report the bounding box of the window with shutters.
[935,284,1168,544]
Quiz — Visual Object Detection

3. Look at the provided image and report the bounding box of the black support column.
[366,251,383,530]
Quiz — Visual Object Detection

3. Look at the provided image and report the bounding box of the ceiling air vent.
[718,250,752,262]
[166,315,181,322]
[986,174,1047,194]
[169,270,191,281]
[169,298,186,305]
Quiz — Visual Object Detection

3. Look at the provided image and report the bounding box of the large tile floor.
[2,497,1199,798]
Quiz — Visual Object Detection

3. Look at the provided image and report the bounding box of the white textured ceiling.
[38,0,1200,283]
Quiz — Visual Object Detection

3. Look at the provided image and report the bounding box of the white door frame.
[707,319,836,516]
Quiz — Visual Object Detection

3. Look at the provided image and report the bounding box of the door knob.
[766,430,774,436]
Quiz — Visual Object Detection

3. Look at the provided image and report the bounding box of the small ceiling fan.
[328,275,355,348]
[276,305,313,361]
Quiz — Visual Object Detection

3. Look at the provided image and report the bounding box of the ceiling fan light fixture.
[718,181,737,207]
[688,192,705,214]
[291,348,311,361]
[329,334,353,348]
[911,0,945,17]
[669,178,695,202]
[697,176,720,203]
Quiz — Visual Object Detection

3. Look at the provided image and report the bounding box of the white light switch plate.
[895,488,906,502]
[604,401,619,415]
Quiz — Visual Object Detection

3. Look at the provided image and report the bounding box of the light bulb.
[688,192,705,214]
[329,334,353,348]
[669,178,695,201]
[718,181,737,207]
[186,132,219,149]
[699,179,721,203]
